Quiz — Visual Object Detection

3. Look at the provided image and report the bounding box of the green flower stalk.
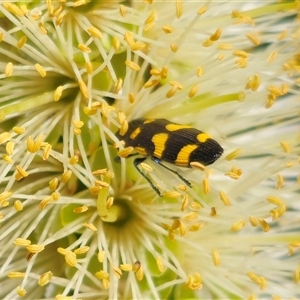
[0,0,299,299]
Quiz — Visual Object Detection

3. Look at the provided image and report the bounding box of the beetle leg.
[133,157,163,197]
[151,157,192,188]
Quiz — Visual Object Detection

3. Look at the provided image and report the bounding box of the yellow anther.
[39,196,52,210]
[16,165,28,179]
[78,43,91,53]
[231,220,246,231]
[13,126,25,134]
[219,191,231,206]
[125,60,140,71]
[131,42,146,51]
[144,80,159,88]
[210,28,222,41]
[38,271,53,286]
[6,141,14,156]
[35,63,46,77]
[183,212,199,220]
[156,256,164,273]
[258,218,270,232]
[0,191,12,205]
[120,264,132,271]
[73,205,89,213]
[61,170,72,183]
[0,132,11,145]
[225,148,242,161]
[7,272,25,278]
[275,174,284,190]
[117,147,134,158]
[217,43,233,50]
[197,6,207,15]
[212,249,221,266]
[163,191,182,198]
[74,246,89,255]
[26,244,45,253]
[14,238,31,247]
[145,10,157,24]
[78,80,89,98]
[202,178,210,194]
[232,50,249,58]
[246,33,260,46]
[181,195,189,211]
[279,141,291,153]
[170,44,178,52]
[114,78,123,94]
[202,39,214,47]
[14,200,23,211]
[5,62,13,77]
[98,251,105,263]
[17,36,27,48]
[176,0,183,19]
[124,32,134,47]
[188,223,203,231]
[249,216,258,227]
[119,5,126,17]
[128,92,135,103]
[162,25,173,34]
[95,270,109,280]
[112,266,122,279]
[83,223,97,231]
[161,66,168,79]
[190,201,202,210]
[87,26,102,38]
[65,250,77,267]
[166,86,177,98]
[188,84,198,98]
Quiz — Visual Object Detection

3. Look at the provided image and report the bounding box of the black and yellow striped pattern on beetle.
[118,118,223,167]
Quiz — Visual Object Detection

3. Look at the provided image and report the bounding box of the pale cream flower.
[0,1,299,299]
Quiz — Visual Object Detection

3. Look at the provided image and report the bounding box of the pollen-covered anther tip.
[83,222,97,231]
[202,178,210,194]
[219,191,231,206]
[117,146,134,158]
[73,205,89,214]
[125,60,141,71]
[54,86,63,102]
[197,6,207,15]
[106,197,114,209]
[162,191,182,198]
[7,271,26,278]
[175,0,183,19]
[119,120,129,136]
[64,250,77,267]
[119,4,126,17]
[78,80,89,98]
[87,26,102,38]
[185,273,202,290]
[190,161,205,171]
[258,218,270,232]
[35,63,46,78]
[225,148,242,161]
[38,271,53,286]
[26,244,45,254]
[112,266,122,279]
[5,62,13,77]
[210,28,222,41]
[231,220,246,231]
[144,80,159,88]
[161,24,173,34]
[73,0,86,7]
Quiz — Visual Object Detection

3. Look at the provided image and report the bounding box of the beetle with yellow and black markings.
[117,118,223,196]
